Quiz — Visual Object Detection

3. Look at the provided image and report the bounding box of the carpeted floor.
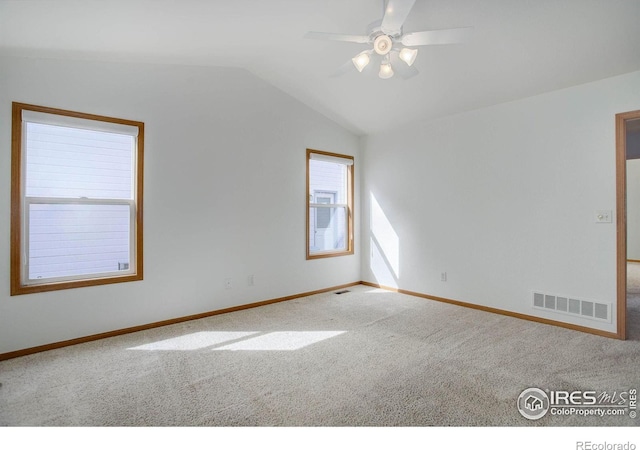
[0,283,638,427]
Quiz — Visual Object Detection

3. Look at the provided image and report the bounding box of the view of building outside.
[308,159,348,253]
[25,122,134,281]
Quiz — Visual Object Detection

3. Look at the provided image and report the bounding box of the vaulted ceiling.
[2,0,640,135]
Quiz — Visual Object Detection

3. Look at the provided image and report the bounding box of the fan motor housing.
[373,34,393,55]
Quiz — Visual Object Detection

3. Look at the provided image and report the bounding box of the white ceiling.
[2,0,640,136]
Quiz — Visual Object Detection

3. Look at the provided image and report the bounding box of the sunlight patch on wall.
[371,193,399,275]
[213,331,346,351]
[128,331,258,351]
[370,237,398,288]
[370,192,400,288]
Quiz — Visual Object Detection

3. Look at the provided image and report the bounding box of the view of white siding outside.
[24,121,135,281]
[308,159,348,253]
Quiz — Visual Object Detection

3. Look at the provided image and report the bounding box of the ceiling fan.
[304,0,472,80]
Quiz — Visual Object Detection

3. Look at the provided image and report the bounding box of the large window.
[306,149,354,259]
[10,103,144,295]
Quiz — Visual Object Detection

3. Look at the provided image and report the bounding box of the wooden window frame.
[306,148,354,259]
[10,102,144,295]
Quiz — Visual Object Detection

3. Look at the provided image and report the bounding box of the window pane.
[28,203,131,280]
[317,207,332,229]
[25,122,134,199]
[309,160,346,204]
[309,206,347,253]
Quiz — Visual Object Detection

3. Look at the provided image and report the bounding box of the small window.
[10,103,144,295]
[306,149,354,259]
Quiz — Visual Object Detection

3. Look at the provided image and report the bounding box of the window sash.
[23,197,136,285]
[308,205,349,255]
[22,119,138,199]
[310,203,349,229]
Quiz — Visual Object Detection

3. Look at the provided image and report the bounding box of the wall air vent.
[532,291,611,323]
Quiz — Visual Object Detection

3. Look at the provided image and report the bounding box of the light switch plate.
[595,210,612,223]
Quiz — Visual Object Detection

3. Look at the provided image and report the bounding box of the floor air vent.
[335,290,350,295]
[532,292,610,322]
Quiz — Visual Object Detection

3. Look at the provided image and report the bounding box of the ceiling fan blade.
[304,31,369,44]
[390,51,419,80]
[330,60,356,78]
[401,27,473,46]
[381,0,416,35]
[361,52,383,76]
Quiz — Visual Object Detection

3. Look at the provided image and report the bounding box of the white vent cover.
[532,292,611,323]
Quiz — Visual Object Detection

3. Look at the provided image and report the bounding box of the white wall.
[362,70,640,333]
[0,56,360,354]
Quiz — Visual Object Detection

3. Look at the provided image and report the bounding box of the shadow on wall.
[370,192,399,288]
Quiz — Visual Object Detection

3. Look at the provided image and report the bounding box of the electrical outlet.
[224,278,232,289]
[595,210,612,223]
[247,274,254,286]
[441,272,447,282]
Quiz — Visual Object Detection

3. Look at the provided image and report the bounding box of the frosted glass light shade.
[399,48,418,66]
[351,52,370,72]
[379,62,394,79]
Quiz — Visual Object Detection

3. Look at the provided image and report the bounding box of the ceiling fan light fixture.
[399,47,418,66]
[373,34,393,55]
[352,52,370,72]
[379,62,394,79]
[305,0,472,80]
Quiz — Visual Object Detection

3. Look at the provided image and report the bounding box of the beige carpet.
[0,284,638,426]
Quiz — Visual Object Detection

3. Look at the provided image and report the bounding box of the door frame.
[616,109,640,340]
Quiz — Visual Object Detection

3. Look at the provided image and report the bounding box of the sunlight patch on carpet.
[127,331,347,352]
[128,331,259,351]
[212,331,346,351]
